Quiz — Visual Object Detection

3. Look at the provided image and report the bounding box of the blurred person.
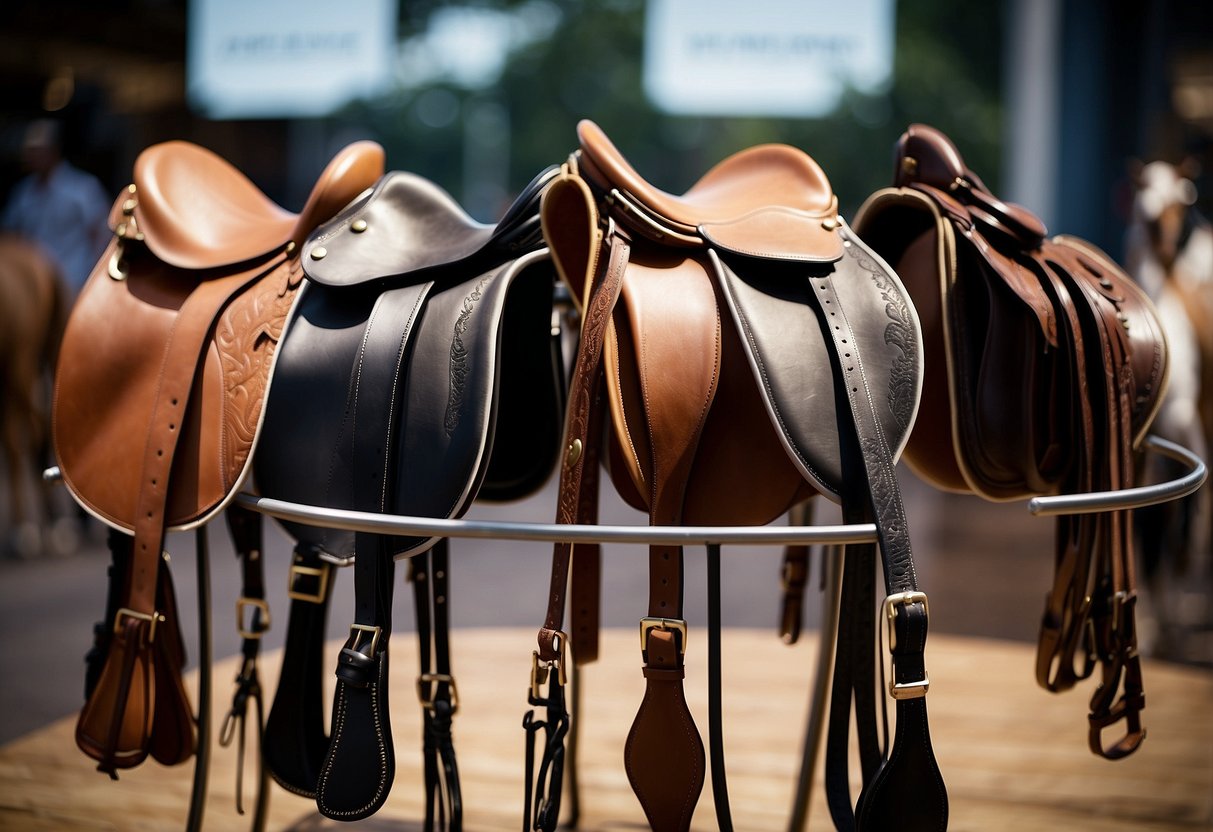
[1,119,109,299]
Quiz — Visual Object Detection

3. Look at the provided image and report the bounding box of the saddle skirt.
[255,167,564,560]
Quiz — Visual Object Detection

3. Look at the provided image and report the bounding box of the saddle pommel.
[576,120,844,263]
[129,139,384,272]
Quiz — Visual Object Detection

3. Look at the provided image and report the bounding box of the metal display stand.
[43,434,1207,829]
[228,433,1205,830]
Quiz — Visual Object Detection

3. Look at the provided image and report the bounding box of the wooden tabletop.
[1,628,1210,830]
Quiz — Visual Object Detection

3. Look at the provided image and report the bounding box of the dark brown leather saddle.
[52,139,383,789]
[854,124,1169,759]
[527,120,946,831]
[253,167,566,824]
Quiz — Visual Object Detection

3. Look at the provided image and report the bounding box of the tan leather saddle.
[529,121,945,831]
[854,124,1168,759]
[53,139,384,779]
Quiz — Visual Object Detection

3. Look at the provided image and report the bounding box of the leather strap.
[778,501,815,644]
[538,233,629,660]
[528,221,627,829]
[317,281,433,820]
[1053,253,1145,758]
[264,542,334,798]
[219,505,270,823]
[411,540,463,831]
[706,543,734,832]
[809,271,947,831]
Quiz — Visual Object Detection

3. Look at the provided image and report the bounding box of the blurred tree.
[340,0,1005,218]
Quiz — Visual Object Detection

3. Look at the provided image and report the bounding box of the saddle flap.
[132,141,297,270]
[302,172,496,288]
[577,120,844,263]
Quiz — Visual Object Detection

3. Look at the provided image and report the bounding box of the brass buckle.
[417,673,460,714]
[530,631,568,698]
[347,623,382,658]
[236,597,271,640]
[113,607,162,644]
[287,563,330,604]
[883,592,930,700]
[639,617,688,655]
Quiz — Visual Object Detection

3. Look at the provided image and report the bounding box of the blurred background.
[0,0,1211,742]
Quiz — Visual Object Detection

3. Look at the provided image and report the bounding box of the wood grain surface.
[1,628,1209,830]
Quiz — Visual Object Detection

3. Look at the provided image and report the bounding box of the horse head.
[1130,159,1201,278]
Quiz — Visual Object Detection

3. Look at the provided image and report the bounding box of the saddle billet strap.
[77,252,288,774]
[1052,254,1145,758]
[1021,254,1100,694]
[778,500,815,644]
[802,267,944,830]
[264,542,334,798]
[620,250,721,832]
[219,505,270,822]
[411,540,463,831]
[317,281,435,821]
[529,208,627,831]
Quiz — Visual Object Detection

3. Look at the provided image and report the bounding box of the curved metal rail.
[1028,435,1206,516]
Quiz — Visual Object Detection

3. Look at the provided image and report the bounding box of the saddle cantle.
[254,167,565,822]
[53,138,384,778]
[854,123,1169,759]
[528,121,945,832]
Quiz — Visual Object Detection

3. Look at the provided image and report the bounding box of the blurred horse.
[0,234,69,554]
[1125,160,1213,661]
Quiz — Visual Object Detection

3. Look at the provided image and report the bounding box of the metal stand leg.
[787,544,844,832]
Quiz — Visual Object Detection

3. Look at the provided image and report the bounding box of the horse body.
[1126,160,1213,660]
[0,234,68,548]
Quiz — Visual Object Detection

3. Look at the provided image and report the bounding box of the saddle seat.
[576,120,843,262]
[131,140,384,270]
[303,170,547,289]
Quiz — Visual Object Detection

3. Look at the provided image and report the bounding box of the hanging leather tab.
[624,626,704,832]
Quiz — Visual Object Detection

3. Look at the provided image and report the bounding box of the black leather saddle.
[254,167,565,823]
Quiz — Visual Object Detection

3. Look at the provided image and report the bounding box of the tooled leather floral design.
[214,256,300,490]
[848,239,918,437]
[445,274,493,437]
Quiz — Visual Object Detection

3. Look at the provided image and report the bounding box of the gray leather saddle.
[254,167,564,824]
[527,121,946,831]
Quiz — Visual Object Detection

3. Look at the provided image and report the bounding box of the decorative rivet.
[126,184,137,195]
[351,219,368,233]
[285,241,296,255]
[115,222,127,238]
[1099,278,1113,289]
[821,217,839,231]
[122,198,137,215]
[901,156,918,176]
[310,246,328,260]
[566,438,583,467]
